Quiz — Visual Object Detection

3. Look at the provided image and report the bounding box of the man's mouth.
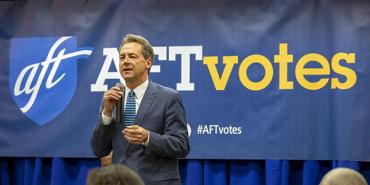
[123,68,133,72]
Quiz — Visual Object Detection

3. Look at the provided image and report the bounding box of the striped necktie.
[124,90,136,126]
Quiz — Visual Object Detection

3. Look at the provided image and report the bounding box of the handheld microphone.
[115,82,125,124]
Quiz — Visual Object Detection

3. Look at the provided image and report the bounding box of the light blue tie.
[124,90,136,126]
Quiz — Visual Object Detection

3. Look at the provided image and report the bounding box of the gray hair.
[319,168,368,185]
[119,33,154,62]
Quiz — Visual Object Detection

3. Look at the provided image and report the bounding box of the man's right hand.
[102,86,123,117]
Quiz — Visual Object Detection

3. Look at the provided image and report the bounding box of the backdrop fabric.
[1,158,370,185]
[2,1,370,184]
[1,0,370,161]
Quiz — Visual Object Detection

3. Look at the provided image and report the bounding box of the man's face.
[119,42,151,83]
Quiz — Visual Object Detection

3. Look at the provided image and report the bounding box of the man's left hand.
[122,125,149,144]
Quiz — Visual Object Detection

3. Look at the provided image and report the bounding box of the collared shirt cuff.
[143,131,150,146]
[101,112,112,125]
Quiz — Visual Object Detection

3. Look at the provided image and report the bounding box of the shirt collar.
[126,79,149,99]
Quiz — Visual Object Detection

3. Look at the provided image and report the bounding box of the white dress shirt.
[101,79,150,145]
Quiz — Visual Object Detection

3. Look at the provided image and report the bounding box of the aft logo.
[9,36,92,126]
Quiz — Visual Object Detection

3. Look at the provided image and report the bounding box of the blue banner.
[1,0,370,160]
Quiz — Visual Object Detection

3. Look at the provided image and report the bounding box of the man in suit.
[91,34,190,185]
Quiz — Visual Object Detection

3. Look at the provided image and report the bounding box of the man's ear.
[145,58,152,69]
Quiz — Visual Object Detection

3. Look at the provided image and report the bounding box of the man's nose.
[120,57,131,65]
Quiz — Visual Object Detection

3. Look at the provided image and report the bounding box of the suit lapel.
[135,81,157,125]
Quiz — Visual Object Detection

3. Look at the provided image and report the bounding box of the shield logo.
[9,36,92,126]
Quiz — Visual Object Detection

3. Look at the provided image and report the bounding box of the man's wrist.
[102,108,112,117]
[101,111,112,125]
[143,131,150,146]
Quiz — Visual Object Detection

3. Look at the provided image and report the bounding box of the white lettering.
[14,36,92,113]
[91,48,123,92]
[169,46,202,91]
[151,47,167,73]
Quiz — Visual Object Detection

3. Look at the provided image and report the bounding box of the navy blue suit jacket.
[91,81,190,185]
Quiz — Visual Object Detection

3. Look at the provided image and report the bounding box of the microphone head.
[116,82,124,91]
